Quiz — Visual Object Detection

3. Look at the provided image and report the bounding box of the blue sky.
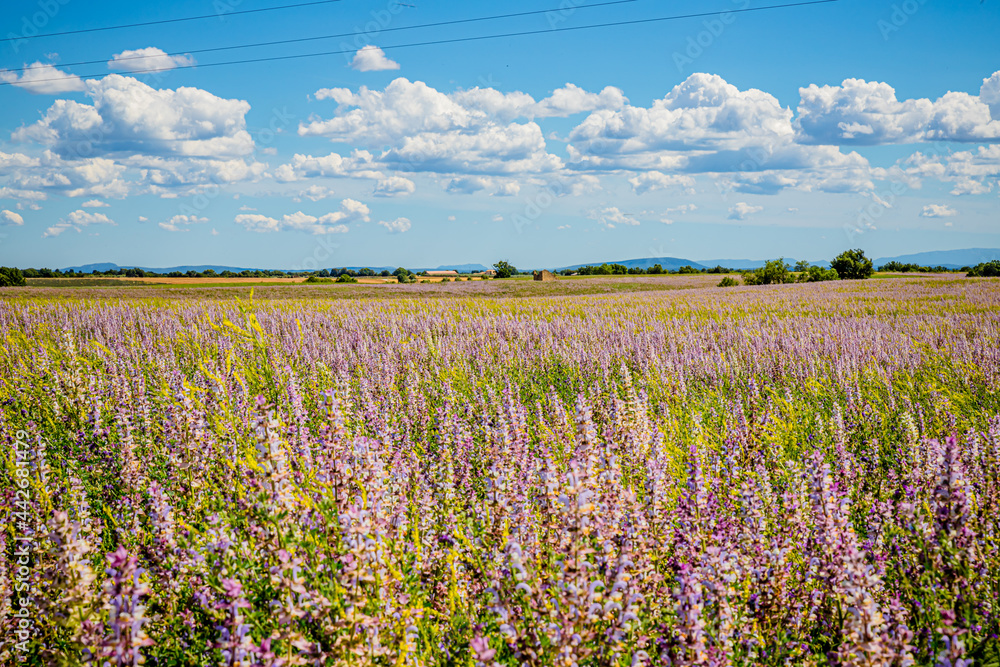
[1,0,998,269]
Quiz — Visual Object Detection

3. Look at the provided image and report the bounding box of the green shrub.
[336,274,358,283]
[304,276,333,284]
[718,276,739,287]
[393,267,416,284]
[493,260,517,279]
[0,267,26,287]
[881,261,923,273]
[831,249,874,280]
[966,260,1000,277]
[744,259,793,286]
[799,265,839,282]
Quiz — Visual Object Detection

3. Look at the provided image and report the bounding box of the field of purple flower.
[2,277,999,666]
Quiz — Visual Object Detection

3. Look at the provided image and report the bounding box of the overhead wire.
[0,0,839,88]
[0,0,344,43]
[2,0,639,74]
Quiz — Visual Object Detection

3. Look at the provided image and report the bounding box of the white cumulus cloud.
[235,199,369,234]
[588,206,639,228]
[796,73,1000,145]
[567,72,871,194]
[877,144,1000,196]
[124,155,266,193]
[302,78,564,175]
[0,62,85,94]
[158,214,209,232]
[42,209,116,237]
[350,46,400,72]
[446,176,491,194]
[628,172,696,195]
[108,47,196,73]
[294,185,336,202]
[1,210,24,226]
[373,176,415,197]
[493,182,520,196]
[378,217,411,233]
[660,204,697,224]
[728,202,763,220]
[920,204,957,218]
[15,74,254,158]
[981,71,1000,120]
[570,74,795,160]
[273,150,385,184]
[451,83,626,122]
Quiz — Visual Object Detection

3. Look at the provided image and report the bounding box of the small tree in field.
[743,259,793,286]
[0,267,26,287]
[493,261,517,279]
[800,265,839,282]
[966,261,1000,277]
[831,249,874,280]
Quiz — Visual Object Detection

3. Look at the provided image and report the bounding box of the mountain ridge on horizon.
[58,262,495,274]
[52,248,1000,274]
[557,248,1000,271]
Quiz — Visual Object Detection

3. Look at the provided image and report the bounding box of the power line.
[0,0,839,87]
[3,0,639,74]
[0,0,344,43]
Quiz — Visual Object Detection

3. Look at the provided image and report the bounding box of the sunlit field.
[2,276,999,666]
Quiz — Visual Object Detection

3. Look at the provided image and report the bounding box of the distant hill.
[59,262,492,274]
[57,249,1000,276]
[558,257,706,271]
[431,263,491,273]
[557,257,835,271]
[559,249,1000,272]
[63,262,261,274]
[61,262,122,273]
[873,248,1000,269]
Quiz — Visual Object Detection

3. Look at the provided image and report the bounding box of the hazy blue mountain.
[61,262,122,273]
[327,266,397,273]
[59,262,494,274]
[58,250,1000,276]
[558,257,833,271]
[63,263,260,273]
[873,248,1000,269]
[432,263,492,272]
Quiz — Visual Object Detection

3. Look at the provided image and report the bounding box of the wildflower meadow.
[1,276,999,666]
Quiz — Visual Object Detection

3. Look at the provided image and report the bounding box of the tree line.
[3,253,999,288]
[721,250,873,286]
[489,251,1000,287]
